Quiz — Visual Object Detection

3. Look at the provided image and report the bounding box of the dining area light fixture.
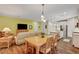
[41,4,46,22]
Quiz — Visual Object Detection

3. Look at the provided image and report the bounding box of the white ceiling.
[0,4,79,21]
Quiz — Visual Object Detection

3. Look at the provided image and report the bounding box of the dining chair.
[51,34,58,53]
[27,42,34,54]
[39,37,53,54]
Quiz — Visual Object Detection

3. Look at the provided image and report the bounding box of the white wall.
[47,17,78,37]
[67,17,77,37]
[48,22,53,34]
[49,10,78,37]
[47,21,58,34]
[34,22,38,32]
[56,17,78,37]
[56,21,66,38]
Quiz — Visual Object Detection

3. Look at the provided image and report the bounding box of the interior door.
[63,24,68,38]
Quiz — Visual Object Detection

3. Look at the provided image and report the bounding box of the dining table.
[25,35,52,54]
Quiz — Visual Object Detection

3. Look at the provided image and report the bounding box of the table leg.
[8,42,9,48]
[36,47,40,54]
[25,42,27,53]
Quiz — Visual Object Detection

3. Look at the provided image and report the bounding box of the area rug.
[63,39,70,42]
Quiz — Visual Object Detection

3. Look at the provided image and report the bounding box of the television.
[17,24,27,29]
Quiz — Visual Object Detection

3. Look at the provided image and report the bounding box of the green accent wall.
[38,22,42,32]
[0,16,37,34]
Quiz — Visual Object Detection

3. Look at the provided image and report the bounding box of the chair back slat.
[46,37,53,48]
[46,33,58,48]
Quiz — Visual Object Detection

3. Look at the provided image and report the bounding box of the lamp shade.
[2,27,11,33]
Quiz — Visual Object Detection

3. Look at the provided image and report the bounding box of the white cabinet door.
[72,32,79,48]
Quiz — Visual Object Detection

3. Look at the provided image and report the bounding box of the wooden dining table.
[25,36,51,54]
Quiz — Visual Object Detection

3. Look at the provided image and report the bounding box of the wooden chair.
[39,37,53,54]
[51,34,58,53]
[0,36,14,48]
[27,42,34,54]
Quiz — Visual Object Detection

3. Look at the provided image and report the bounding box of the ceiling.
[0,4,79,21]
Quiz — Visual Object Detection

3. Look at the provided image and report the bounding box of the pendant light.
[41,4,46,22]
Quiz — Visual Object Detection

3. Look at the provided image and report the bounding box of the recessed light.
[64,12,66,15]
[43,20,46,22]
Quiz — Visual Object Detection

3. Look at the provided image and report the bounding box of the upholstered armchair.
[15,32,27,45]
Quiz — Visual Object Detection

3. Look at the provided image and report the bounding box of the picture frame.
[29,25,32,29]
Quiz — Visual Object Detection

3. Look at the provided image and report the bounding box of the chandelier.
[41,4,46,22]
